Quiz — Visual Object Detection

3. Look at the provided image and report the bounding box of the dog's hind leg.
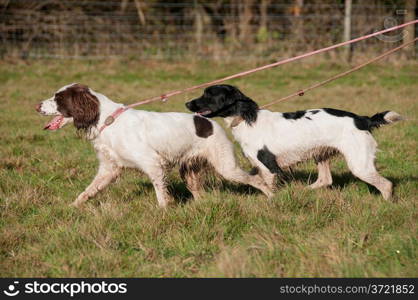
[340,134,393,200]
[356,172,392,200]
[180,160,205,201]
[347,162,393,200]
[309,160,333,189]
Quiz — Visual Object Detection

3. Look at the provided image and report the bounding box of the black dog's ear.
[236,99,259,125]
[230,87,259,125]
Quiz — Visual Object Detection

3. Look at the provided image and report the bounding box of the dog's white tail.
[369,111,404,130]
[382,111,404,124]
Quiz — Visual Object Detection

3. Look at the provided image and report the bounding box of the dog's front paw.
[264,187,275,199]
[69,201,81,208]
[251,174,275,198]
[70,193,89,208]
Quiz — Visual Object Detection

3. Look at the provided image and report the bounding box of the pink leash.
[99,19,418,133]
[261,37,418,109]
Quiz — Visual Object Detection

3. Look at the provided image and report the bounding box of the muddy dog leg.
[180,160,206,200]
[309,160,333,189]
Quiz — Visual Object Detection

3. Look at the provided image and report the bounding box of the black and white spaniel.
[186,84,404,200]
[36,83,273,207]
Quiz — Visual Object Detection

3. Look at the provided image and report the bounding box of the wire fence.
[0,0,416,60]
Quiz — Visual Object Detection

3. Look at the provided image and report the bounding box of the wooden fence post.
[403,0,416,58]
[344,0,352,62]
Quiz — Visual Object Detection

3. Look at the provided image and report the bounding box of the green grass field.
[0,59,417,277]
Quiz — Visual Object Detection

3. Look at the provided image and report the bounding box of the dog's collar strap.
[99,107,127,133]
[230,116,244,128]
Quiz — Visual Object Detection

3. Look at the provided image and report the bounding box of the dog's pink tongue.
[197,110,211,116]
[44,115,64,130]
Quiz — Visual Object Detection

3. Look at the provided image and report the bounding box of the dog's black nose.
[185,101,192,110]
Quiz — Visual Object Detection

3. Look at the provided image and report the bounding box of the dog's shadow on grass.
[132,170,411,204]
[216,181,261,197]
[170,181,262,204]
[132,180,194,205]
[133,179,261,205]
[289,170,357,188]
[168,182,193,205]
[289,170,407,196]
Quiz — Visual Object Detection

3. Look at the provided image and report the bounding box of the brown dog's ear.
[56,84,100,131]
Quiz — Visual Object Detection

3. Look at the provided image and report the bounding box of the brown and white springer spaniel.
[36,83,273,207]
